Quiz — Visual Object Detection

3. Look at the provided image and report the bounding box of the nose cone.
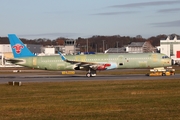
[163,58,172,67]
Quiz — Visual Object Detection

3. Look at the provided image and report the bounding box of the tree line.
[0,34,179,52]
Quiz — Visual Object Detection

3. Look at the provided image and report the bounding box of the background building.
[42,39,79,55]
[160,35,180,64]
[41,45,65,55]
[105,47,127,53]
[64,39,77,55]
[127,41,155,53]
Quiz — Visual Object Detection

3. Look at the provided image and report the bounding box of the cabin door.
[33,57,37,67]
[118,55,125,68]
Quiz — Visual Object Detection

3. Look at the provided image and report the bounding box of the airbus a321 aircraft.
[7,34,172,77]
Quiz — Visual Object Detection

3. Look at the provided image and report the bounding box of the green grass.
[0,80,180,120]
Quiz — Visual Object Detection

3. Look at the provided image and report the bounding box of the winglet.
[58,51,66,61]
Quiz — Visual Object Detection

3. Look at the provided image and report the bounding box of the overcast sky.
[1,0,180,39]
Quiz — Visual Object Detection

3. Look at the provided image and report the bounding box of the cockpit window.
[162,56,169,59]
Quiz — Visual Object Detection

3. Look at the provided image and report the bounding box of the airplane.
[7,34,172,77]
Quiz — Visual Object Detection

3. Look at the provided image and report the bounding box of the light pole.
[102,40,105,53]
[96,44,97,53]
[116,41,119,53]
[86,39,88,53]
[1,45,4,66]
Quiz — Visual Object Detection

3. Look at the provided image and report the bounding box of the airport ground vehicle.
[146,67,175,76]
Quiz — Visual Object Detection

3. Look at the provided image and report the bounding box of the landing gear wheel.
[86,68,96,77]
[86,73,91,77]
[162,73,166,76]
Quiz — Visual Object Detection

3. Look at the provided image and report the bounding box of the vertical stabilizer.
[8,34,35,58]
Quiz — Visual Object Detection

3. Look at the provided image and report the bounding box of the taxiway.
[0,73,179,84]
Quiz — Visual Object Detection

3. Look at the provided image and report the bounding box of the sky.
[1,0,180,39]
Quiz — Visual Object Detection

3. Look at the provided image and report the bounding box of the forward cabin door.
[151,54,158,67]
[118,55,125,68]
[33,57,37,68]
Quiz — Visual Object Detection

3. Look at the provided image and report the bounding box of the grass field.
[0,79,180,120]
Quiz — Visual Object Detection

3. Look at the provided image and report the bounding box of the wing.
[58,52,117,70]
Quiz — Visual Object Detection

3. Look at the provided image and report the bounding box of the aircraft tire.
[86,73,91,77]
[162,73,166,76]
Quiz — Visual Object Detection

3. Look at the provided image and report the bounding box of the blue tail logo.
[8,34,35,58]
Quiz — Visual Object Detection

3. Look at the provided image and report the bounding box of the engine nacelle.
[74,66,86,70]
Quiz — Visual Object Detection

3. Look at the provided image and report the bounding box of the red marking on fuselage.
[13,44,24,54]
[97,63,111,70]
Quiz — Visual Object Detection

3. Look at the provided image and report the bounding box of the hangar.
[160,35,180,65]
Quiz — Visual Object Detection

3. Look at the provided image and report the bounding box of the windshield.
[162,56,169,59]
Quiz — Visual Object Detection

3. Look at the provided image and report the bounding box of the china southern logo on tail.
[13,44,24,54]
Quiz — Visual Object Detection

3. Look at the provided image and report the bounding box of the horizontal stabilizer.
[6,59,24,64]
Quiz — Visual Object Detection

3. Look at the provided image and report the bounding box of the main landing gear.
[86,68,97,77]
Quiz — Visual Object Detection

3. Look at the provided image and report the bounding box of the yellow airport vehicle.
[146,67,175,76]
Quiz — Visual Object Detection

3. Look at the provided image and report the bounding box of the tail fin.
[8,34,35,58]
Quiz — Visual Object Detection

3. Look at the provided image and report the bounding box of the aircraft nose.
[165,59,172,66]
[168,59,172,66]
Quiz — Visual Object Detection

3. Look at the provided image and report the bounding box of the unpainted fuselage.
[13,53,171,71]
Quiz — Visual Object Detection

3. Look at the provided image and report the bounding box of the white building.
[127,41,155,53]
[42,45,65,55]
[40,39,80,55]
[0,44,12,53]
[160,35,180,64]
[64,39,79,55]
